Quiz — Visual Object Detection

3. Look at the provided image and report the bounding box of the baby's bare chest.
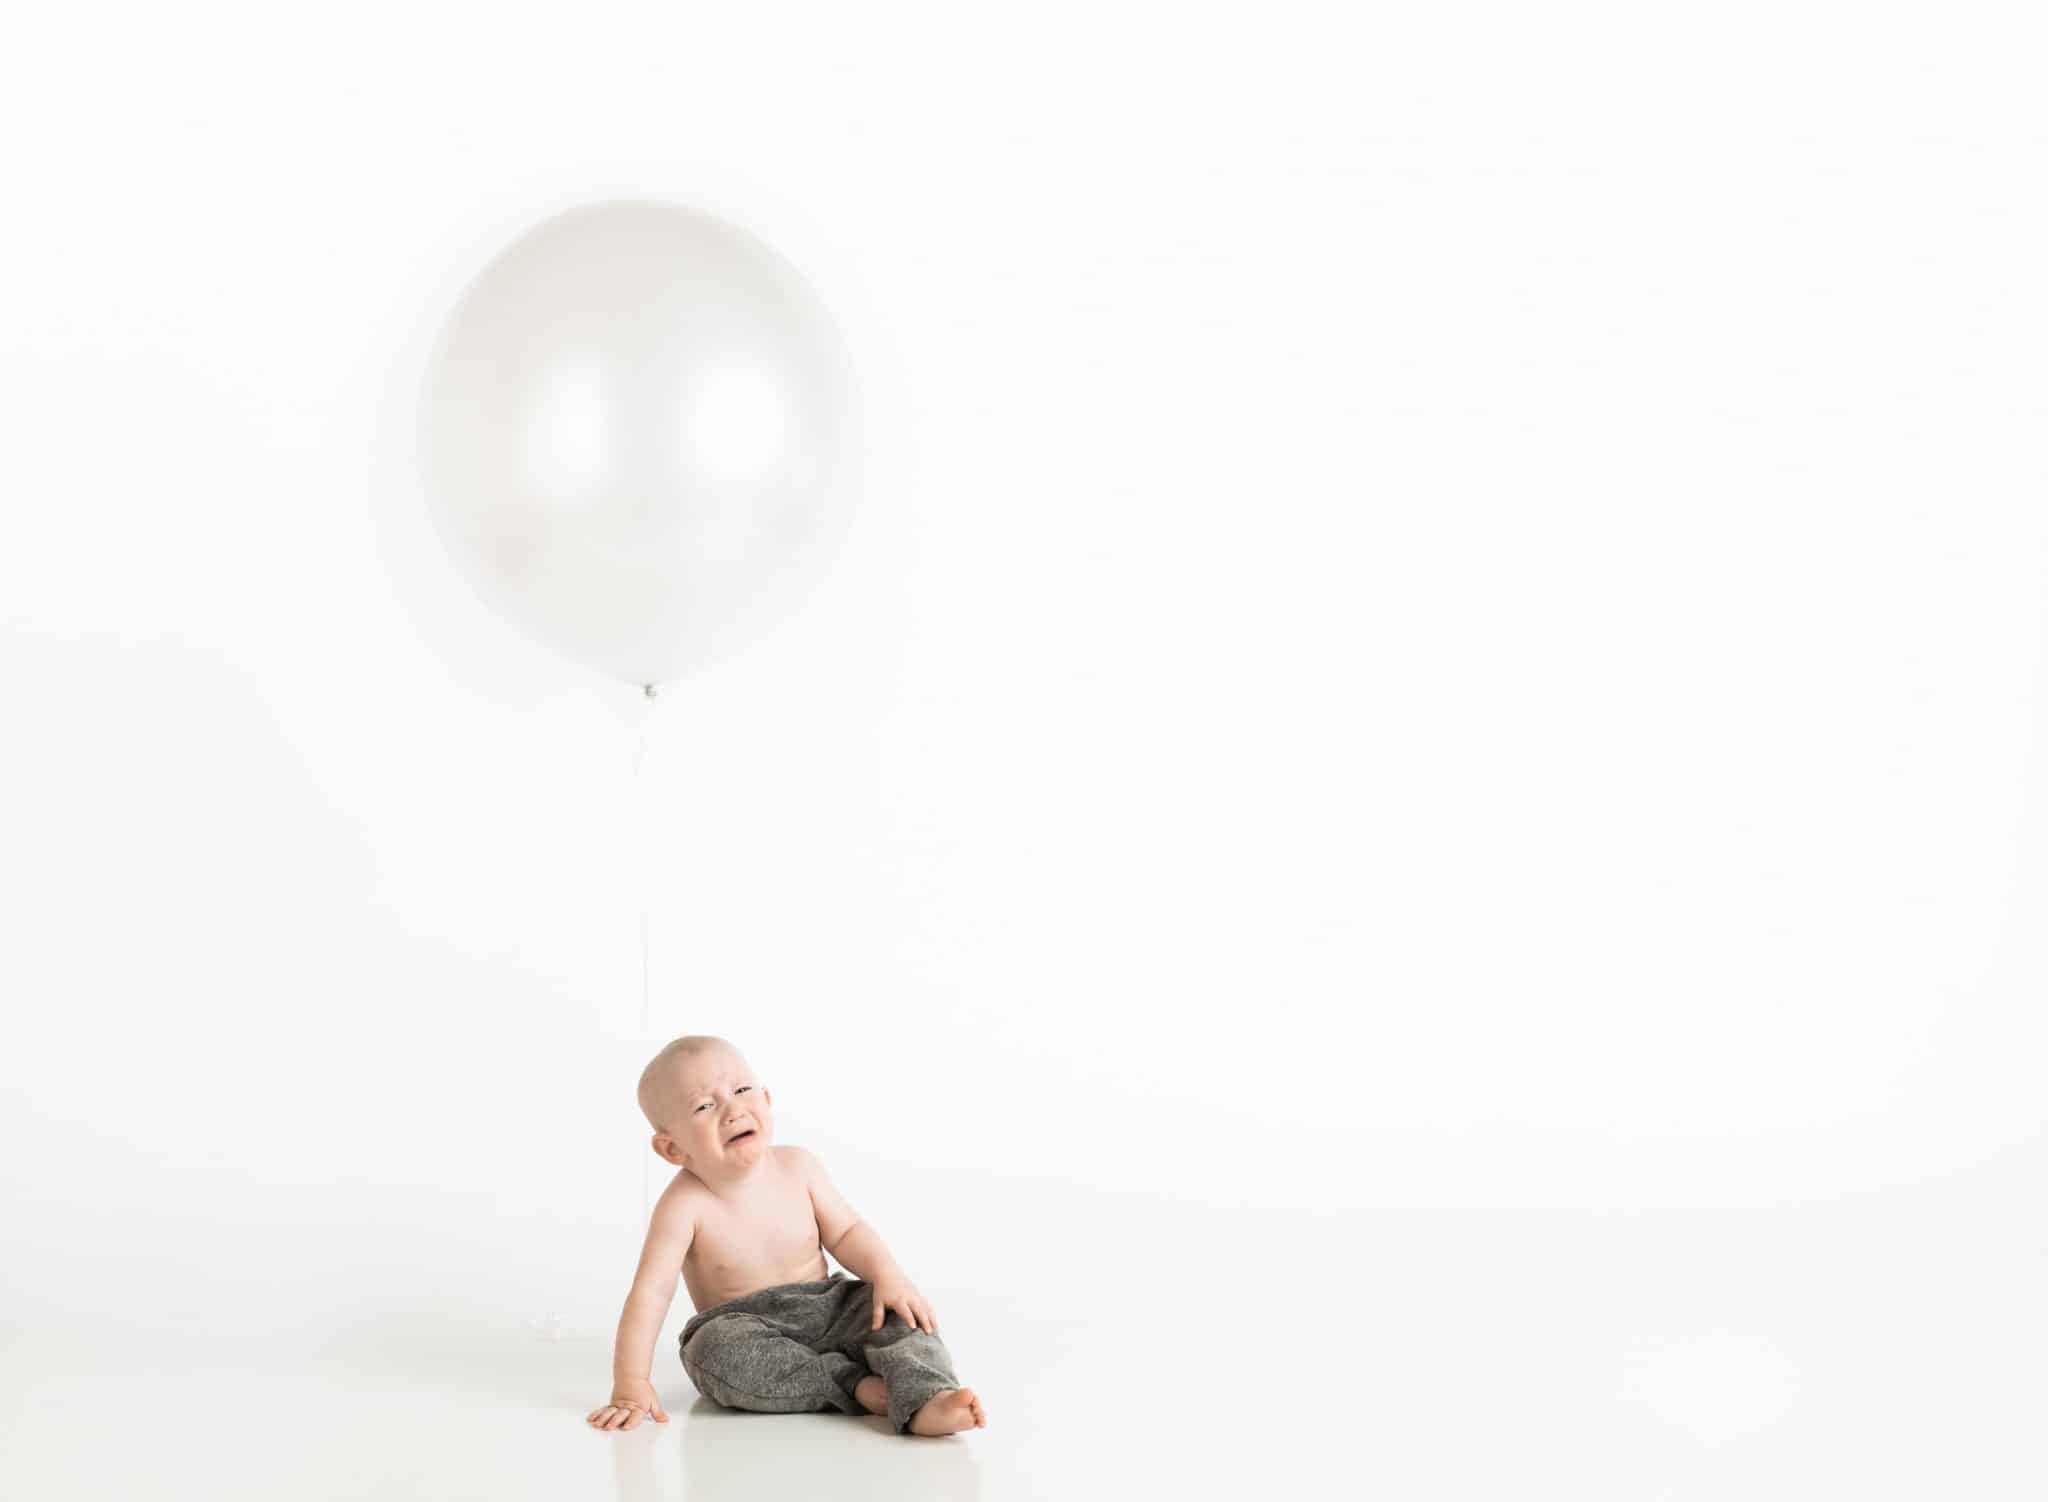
[685,1182,825,1291]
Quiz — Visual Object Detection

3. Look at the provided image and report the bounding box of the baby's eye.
[736,1085,753,1095]
[694,1102,711,1113]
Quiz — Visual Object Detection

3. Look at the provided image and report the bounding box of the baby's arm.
[587,1185,696,1431]
[796,1147,939,1335]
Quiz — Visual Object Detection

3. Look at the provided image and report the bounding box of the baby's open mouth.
[725,1129,756,1144]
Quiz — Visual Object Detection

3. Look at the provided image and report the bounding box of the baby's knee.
[865,1324,951,1361]
[681,1316,752,1377]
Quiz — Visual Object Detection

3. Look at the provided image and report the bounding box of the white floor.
[0,1297,1298,1502]
[6,1193,2048,1500]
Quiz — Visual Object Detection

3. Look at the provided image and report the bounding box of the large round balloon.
[421,200,859,687]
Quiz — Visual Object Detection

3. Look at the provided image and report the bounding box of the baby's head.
[637,1035,774,1177]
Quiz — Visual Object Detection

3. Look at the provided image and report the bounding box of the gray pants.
[679,1273,960,1434]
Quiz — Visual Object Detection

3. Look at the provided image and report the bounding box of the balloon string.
[634,684,656,1224]
[636,688,653,1036]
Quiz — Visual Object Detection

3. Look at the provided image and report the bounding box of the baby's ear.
[650,1133,685,1166]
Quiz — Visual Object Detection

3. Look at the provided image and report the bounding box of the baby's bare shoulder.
[654,1167,710,1219]
[772,1143,824,1176]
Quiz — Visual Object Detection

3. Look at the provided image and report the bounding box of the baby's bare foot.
[855,1375,889,1416]
[908,1387,986,1436]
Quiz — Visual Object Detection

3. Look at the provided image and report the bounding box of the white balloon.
[421,200,859,687]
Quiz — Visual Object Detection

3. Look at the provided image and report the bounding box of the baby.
[587,1035,987,1437]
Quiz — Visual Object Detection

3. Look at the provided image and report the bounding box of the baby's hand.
[870,1275,939,1335]
[587,1377,669,1431]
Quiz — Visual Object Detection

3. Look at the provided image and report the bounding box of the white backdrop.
[5,3,2048,1494]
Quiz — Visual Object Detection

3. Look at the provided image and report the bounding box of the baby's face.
[655,1046,773,1176]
